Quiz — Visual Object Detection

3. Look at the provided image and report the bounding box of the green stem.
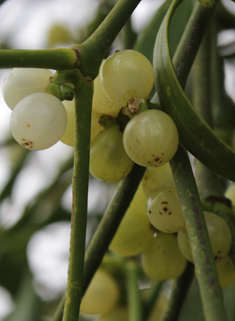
[0,0,141,80]
[125,261,143,321]
[212,202,235,266]
[73,0,142,79]
[143,280,163,320]
[192,29,213,127]
[122,18,137,50]
[53,164,145,321]
[161,263,195,321]
[0,48,78,69]
[82,164,145,294]
[170,145,227,321]
[62,74,93,321]
[134,0,172,64]
[173,0,218,89]
[192,18,235,276]
[198,0,215,9]
[53,294,66,321]
[192,27,223,198]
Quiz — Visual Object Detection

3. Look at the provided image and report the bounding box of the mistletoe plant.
[1,0,235,321]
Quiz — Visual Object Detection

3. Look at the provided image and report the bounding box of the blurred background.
[1,0,235,320]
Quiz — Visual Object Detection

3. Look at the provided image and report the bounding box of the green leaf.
[154,0,235,182]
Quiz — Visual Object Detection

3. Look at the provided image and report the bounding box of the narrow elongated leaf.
[154,0,235,182]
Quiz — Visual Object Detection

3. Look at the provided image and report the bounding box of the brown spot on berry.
[168,211,172,215]
[21,139,33,149]
[159,211,162,215]
[161,201,168,204]
[155,157,160,161]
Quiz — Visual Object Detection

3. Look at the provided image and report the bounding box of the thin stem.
[62,74,93,321]
[191,14,235,278]
[143,280,163,320]
[122,19,137,50]
[192,27,223,198]
[192,29,213,127]
[0,49,78,70]
[161,263,195,321]
[125,261,143,321]
[173,0,218,89]
[212,202,235,266]
[170,145,227,321]
[82,164,145,294]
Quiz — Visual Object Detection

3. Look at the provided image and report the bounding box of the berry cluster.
[89,50,179,182]
[109,163,235,287]
[3,50,179,182]
[60,49,171,182]
[4,50,233,305]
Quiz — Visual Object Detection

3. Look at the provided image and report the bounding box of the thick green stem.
[0,49,78,69]
[170,145,227,321]
[62,74,93,321]
[0,0,141,79]
[125,261,143,321]
[73,0,142,78]
[53,164,145,321]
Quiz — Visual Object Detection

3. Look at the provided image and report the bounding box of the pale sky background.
[1,0,235,319]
